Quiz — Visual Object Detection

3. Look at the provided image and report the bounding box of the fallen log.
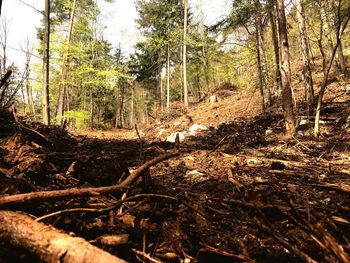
[0,152,179,208]
[0,211,127,263]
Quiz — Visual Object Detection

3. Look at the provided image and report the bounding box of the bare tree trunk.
[57,0,77,125]
[42,0,51,125]
[90,88,93,130]
[255,0,271,109]
[166,44,170,108]
[314,14,350,136]
[183,0,189,107]
[25,40,35,117]
[276,0,296,137]
[0,211,127,263]
[268,0,282,95]
[130,85,134,128]
[320,2,340,74]
[328,0,347,75]
[295,0,314,105]
[120,85,125,127]
[0,18,9,76]
[160,73,163,110]
[337,41,347,75]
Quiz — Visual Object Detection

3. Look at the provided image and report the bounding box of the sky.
[1,0,230,70]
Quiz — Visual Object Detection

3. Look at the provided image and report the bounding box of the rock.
[166,131,187,143]
[188,124,208,136]
[209,95,217,104]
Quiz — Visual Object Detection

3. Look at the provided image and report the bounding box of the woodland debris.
[0,152,179,207]
[0,210,127,263]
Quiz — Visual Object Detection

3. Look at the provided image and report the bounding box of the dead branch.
[0,210,127,263]
[0,152,179,208]
[131,248,164,263]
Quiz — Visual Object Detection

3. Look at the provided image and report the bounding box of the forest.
[0,0,350,262]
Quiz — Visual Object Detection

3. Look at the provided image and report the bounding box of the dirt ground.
[0,78,350,262]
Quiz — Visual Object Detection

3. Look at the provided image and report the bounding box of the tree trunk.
[183,0,189,107]
[130,85,134,128]
[90,88,93,130]
[25,40,35,117]
[328,0,347,75]
[160,73,163,110]
[320,2,340,74]
[57,0,77,125]
[166,44,170,108]
[314,15,350,136]
[337,40,347,75]
[0,211,127,263]
[276,0,296,137]
[42,0,51,125]
[295,0,314,105]
[255,0,271,109]
[267,0,282,95]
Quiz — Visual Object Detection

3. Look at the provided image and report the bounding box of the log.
[0,152,179,208]
[0,210,127,263]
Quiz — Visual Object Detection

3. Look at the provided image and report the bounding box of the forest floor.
[0,73,350,262]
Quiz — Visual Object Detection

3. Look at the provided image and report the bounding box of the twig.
[131,248,164,263]
[134,124,143,161]
[204,135,229,158]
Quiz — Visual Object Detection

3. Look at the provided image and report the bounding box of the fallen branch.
[0,152,179,208]
[313,183,350,194]
[0,210,127,263]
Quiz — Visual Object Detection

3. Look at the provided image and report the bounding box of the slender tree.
[42,0,51,125]
[314,4,350,136]
[295,0,314,105]
[183,0,189,107]
[267,0,282,94]
[276,0,296,137]
[166,44,170,108]
[254,0,271,109]
[25,39,35,117]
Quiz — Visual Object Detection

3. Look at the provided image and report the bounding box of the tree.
[314,1,350,136]
[134,0,183,109]
[24,39,35,117]
[183,0,189,107]
[267,0,282,94]
[42,0,51,125]
[56,0,77,125]
[295,0,314,105]
[276,0,296,137]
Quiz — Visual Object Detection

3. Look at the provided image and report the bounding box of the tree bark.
[295,0,314,105]
[25,40,36,117]
[314,15,350,136]
[129,85,134,128]
[327,0,347,75]
[320,2,341,74]
[0,211,127,263]
[166,44,170,108]
[267,0,282,95]
[255,0,271,109]
[183,0,189,107]
[42,0,51,125]
[276,0,296,137]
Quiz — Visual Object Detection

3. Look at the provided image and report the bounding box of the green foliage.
[62,110,90,128]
